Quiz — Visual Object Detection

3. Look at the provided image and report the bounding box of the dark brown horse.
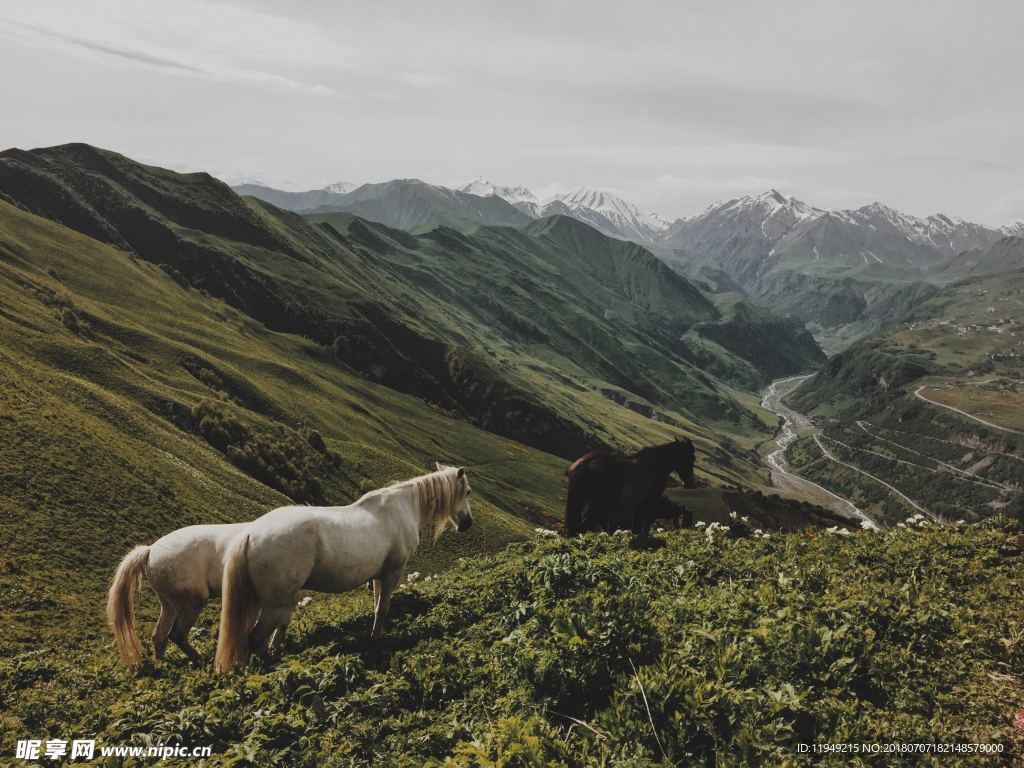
[564,439,697,536]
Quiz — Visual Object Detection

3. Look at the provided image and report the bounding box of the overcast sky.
[2,1,1022,224]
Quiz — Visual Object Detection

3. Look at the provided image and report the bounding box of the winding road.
[914,385,1024,435]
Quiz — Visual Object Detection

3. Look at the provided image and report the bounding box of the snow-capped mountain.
[1002,221,1024,238]
[661,190,1007,281]
[232,180,358,211]
[458,177,537,205]
[323,181,356,194]
[544,187,671,243]
[455,179,671,243]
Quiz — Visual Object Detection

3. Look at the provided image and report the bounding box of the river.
[760,375,873,526]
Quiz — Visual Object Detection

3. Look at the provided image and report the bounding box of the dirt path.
[812,434,935,519]
[855,420,1012,491]
[914,385,1024,435]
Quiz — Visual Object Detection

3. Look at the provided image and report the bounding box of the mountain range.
[234,176,1023,349]
[235,178,1022,265]
[235,177,675,244]
[0,144,827,478]
[660,189,1019,277]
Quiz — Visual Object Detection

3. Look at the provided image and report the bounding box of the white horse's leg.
[250,604,295,655]
[169,596,205,664]
[268,621,290,651]
[152,598,177,660]
[371,570,401,638]
[372,579,382,611]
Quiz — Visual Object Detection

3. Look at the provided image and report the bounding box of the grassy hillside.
[784,270,1024,525]
[3,521,1022,766]
[0,144,816,481]
[0,197,575,653]
[681,296,825,389]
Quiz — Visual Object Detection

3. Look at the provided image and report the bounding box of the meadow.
[3,520,1023,766]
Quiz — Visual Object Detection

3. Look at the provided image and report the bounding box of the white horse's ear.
[458,467,465,478]
[435,461,443,471]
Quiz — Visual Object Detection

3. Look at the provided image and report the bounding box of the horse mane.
[361,466,467,541]
[635,441,681,460]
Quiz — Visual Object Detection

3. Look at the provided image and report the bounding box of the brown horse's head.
[673,438,697,488]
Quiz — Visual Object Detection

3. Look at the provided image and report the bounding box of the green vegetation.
[3,522,1023,766]
[786,270,1024,526]
[0,195,566,659]
[0,144,822,475]
[5,143,1023,765]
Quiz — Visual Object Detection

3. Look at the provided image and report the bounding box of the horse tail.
[215,533,258,673]
[564,467,589,536]
[106,545,150,668]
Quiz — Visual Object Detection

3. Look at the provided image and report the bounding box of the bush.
[189,399,331,503]
[4,521,1023,766]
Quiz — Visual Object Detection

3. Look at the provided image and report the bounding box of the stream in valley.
[760,375,873,526]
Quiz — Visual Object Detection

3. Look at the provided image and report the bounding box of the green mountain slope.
[681,295,825,389]
[784,269,1024,524]
[0,144,820,479]
[0,197,572,651]
[934,236,1024,281]
[306,178,534,229]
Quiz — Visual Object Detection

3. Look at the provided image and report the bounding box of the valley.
[5,3,1024,761]
[759,374,868,523]
[2,142,1023,765]
[0,144,836,660]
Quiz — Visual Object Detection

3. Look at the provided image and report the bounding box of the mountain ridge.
[1,143,823,479]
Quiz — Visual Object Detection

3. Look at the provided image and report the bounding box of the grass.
[2,520,1023,766]
[917,381,1024,432]
[0,197,568,657]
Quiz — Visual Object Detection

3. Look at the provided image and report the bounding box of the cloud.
[398,71,456,88]
[0,3,350,96]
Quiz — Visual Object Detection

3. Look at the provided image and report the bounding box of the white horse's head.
[434,462,473,535]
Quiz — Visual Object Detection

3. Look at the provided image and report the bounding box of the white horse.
[107,522,248,668]
[215,464,472,672]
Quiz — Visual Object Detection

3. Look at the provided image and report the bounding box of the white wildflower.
[860,520,878,531]
[406,571,421,582]
[694,521,707,529]
[297,595,313,608]
[705,521,729,542]
[533,527,558,537]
